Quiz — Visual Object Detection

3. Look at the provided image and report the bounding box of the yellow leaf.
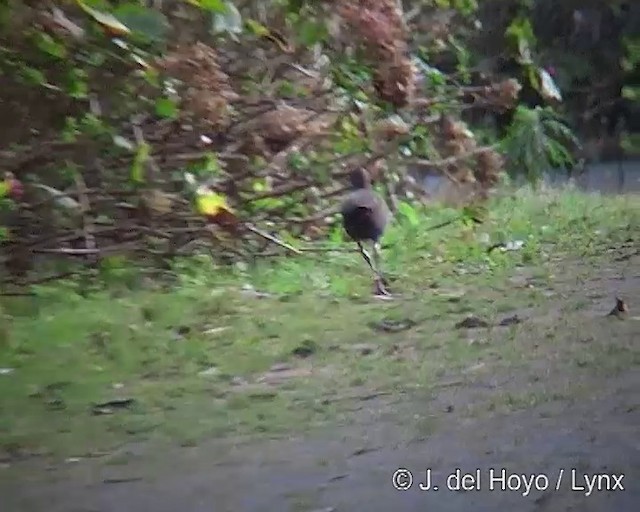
[195,188,233,217]
[245,19,270,37]
[76,1,131,36]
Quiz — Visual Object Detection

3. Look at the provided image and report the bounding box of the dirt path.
[5,370,638,512]
[2,259,639,512]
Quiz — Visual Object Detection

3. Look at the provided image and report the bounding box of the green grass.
[0,186,639,458]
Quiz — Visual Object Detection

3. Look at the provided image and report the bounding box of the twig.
[74,172,98,265]
[402,144,499,185]
[32,248,101,255]
[244,224,302,255]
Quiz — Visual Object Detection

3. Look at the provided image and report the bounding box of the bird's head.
[348,167,372,190]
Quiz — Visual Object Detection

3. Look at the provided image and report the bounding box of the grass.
[1,186,639,459]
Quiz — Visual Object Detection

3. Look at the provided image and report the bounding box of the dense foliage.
[0,0,637,289]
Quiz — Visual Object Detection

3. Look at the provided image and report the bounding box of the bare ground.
[2,255,639,512]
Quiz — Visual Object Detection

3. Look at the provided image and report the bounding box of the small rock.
[292,339,318,358]
[348,343,375,355]
[203,326,229,336]
[240,284,272,299]
[468,338,489,346]
[230,376,248,386]
[505,240,525,251]
[498,315,523,326]
[269,363,292,372]
[176,325,191,336]
[464,362,486,373]
[198,366,218,377]
[455,316,489,329]
[477,232,490,244]
[369,318,417,333]
[0,368,14,375]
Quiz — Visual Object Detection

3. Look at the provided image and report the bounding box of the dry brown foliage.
[0,1,515,288]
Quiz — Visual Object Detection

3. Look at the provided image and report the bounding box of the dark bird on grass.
[341,167,391,296]
[607,297,629,319]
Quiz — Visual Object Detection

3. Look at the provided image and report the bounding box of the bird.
[340,167,391,296]
[607,297,629,319]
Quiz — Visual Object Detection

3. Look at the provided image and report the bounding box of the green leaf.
[187,0,227,12]
[66,68,89,99]
[211,0,242,34]
[622,86,639,101]
[80,113,107,136]
[131,142,150,184]
[285,0,306,14]
[155,97,178,119]
[452,0,478,16]
[188,153,222,176]
[252,179,266,192]
[76,0,131,36]
[21,66,47,86]
[397,201,420,227]
[35,33,67,59]
[505,17,536,64]
[245,19,270,37]
[296,19,327,46]
[113,3,169,44]
[62,116,79,142]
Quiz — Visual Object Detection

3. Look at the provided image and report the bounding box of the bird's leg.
[371,241,390,295]
[358,241,389,296]
[357,241,377,275]
[372,242,385,280]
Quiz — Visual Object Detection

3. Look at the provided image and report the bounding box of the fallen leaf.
[76,1,131,36]
[91,398,135,415]
[369,318,417,333]
[51,7,86,39]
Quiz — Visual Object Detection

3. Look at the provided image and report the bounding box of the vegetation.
[0,0,638,461]
[2,189,639,458]
[1,0,636,284]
